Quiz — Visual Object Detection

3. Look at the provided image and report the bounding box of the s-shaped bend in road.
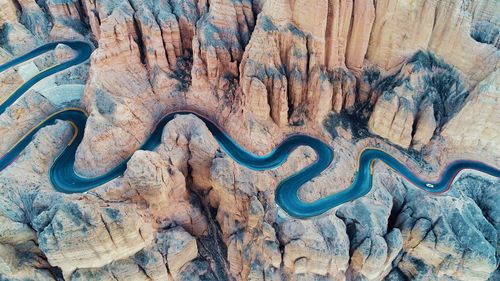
[0,41,499,218]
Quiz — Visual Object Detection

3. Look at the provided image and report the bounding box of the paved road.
[1,41,499,218]
[0,41,92,115]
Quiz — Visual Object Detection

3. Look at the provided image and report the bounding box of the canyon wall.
[15,0,494,174]
[0,0,499,281]
[441,70,499,155]
[240,0,374,126]
[1,114,498,280]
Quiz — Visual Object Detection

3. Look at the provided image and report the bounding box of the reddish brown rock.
[0,1,499,281]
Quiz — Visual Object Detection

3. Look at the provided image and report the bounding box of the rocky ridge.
[1,114,498,280]
[0,0,499,280]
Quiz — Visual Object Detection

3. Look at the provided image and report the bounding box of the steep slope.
[0,0,499,281]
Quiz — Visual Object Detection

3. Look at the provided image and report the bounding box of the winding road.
[1,41,499,218]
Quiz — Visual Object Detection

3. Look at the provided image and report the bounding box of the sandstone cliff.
[240,0,373,126]
[0,0,499,280]
[1,115,498,280]
[367,51,469,149]
[442,70,499,157]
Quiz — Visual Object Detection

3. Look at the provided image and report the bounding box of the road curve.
[0,41,93,115]
[1,41,499,218]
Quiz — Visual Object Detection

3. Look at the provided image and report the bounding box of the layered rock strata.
[368,52,468,149]
[0,0,499,281]
[240,0,374,126]
[1,114,499,280]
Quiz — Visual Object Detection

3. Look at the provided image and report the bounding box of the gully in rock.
[0,41,499,218]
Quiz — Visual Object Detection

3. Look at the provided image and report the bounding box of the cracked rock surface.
[1,0,499,280]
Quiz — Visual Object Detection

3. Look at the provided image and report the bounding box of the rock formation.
[367,51,468,149]
[239,0,372,126]
[1,114,498,280]
[367,0,499,84]
[442,70,499,157]
[1,0,499,280]
[46,0,87,40]
[0,43,87,154]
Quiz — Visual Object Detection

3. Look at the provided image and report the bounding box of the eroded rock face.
[15,0,51,39]
[0,91,59,154]
[0,22,39,55]
[336,170,403,280]
[389,175,499,281]
[367,0,499,85]
[442,70,499,158]
[1,113,499,280]
[0,122,73,279]
[471,21,500,49]
[368,52,468,149]
[192,0,256,91]
[74,0,163,176]
[70,246,169,281]
[114,150,208,236]
[46,0,86,39]
[74,0,203,176]
[1,0,499,281]
[278,216,349,278]
[240,0,370,126]
[0,0,18,25]
[0,117,212,280]
[157,226,198,279]
[34,201,154,274]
